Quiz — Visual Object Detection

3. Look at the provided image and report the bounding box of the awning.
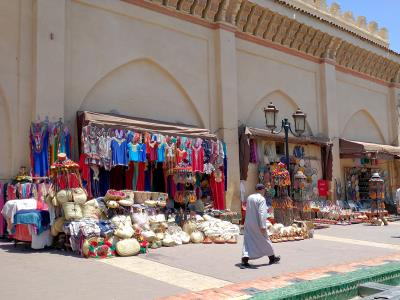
[77,111,217,140]
[243,126,331,146]
[339,138,400,158]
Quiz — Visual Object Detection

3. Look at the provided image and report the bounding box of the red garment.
[148,142,158,162]
[210,170,225,210]
[14,224,32,242]
[136,162,146,191]
[79,154,90,182]
[176,149,188,165]
[191,146,204,172]
[56,174,80,189]
[7,185,17,200]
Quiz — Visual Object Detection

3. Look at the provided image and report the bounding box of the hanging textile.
[249,139,258,163]
[239,130,251,180]
[210,169,225,210]
[0,182,4,237]
[30,122,50,177]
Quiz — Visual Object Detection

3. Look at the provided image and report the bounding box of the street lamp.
[263,102,307,193]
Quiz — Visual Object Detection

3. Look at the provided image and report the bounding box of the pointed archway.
[342,109,385,144]
[79,58,204,127]
[245,90,312,135]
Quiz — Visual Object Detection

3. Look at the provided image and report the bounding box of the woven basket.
[62,202,83,221]
[116,239,140,256]
[83,203,101,219]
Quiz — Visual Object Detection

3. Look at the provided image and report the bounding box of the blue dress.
[111,131,128,166]
[157,143,166,162]
[127,142,140,162]
[31,123,49,177]
[138,143,147,162]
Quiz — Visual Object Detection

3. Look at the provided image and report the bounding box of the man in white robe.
[241,184,280,268]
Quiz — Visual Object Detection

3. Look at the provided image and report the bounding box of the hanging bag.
[62,202,83,220]
[72,188,87,204]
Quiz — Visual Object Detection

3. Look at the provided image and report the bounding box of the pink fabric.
[191,146,204,173]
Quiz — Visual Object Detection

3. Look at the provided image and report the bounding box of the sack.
[83,202,101,220]
[107,200,119,209]
[119,198,134,207]
[111,215,132,228]
[57,189,72,205]
[183,220,197,235]
[71,188,87,204]
[54,217,65,233]
[190,231,204,244]
[132,212,149,228]
[116,239,140,256]
[112,215,134,239]
[162,234,175,247]
[62,202,83,221]
[114,225,134,239]
[180,232,190,244]
[142,230,156,242]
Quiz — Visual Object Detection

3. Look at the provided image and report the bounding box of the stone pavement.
[1,223,400,300]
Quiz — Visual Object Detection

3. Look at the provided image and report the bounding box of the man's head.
[255,183,266,193]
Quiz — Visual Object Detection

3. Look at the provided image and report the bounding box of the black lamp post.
[264,102,307,194]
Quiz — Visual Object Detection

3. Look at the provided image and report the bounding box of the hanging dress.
[30,122,49,177]
[98,133,112,170]
[111,129,128,166]
[210,169,225,210]
[83,125,101,165]
[191,144,204,173]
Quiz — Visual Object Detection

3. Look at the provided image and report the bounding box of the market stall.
[239,126,332,224]
[77,111,227,212]
[340,138,400,216]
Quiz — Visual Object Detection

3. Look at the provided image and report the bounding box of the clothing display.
[80,124,226,209]
[30,120,72,177]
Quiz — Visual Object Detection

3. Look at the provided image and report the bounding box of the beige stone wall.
[0,0,398,208]
[0,0,34,179]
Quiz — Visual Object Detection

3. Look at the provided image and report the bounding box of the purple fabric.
[0,182,4,236]
[249,139,258,163]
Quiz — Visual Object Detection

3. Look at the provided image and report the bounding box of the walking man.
[241,184,280,269]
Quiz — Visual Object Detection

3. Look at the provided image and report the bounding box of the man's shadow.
[234,263,270,269]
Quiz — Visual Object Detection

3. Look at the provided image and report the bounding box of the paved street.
[2,223,400,300]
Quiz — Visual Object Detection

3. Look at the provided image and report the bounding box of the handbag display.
[62,202,83,221]
[71,188,87,204]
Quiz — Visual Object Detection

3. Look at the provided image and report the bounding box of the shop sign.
[318,180,329,197]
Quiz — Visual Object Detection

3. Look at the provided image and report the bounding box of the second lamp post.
[263,102,307,194]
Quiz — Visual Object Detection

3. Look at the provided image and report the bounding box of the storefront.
[339,138,400,213]
[239,126,332,207]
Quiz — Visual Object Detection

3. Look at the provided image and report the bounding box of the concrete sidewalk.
[1,223,400,300]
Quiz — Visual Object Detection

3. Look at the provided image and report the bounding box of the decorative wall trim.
[121,0,400,85]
